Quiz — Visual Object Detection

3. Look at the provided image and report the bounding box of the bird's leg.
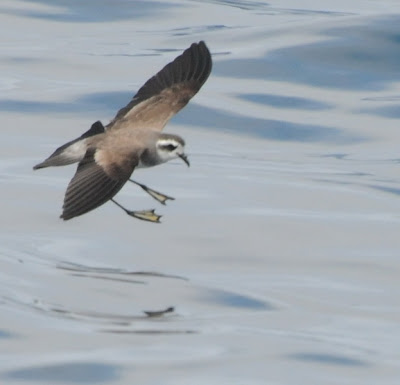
[128,179,175,205]
[111,199,162,223]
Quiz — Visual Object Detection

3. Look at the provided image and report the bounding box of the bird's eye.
[159,144,177,151]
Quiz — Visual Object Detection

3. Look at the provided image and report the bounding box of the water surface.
[1,1,400,384]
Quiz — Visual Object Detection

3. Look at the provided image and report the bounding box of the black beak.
[178,153,190,167]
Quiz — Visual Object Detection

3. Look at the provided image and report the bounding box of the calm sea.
[1,1,400,384]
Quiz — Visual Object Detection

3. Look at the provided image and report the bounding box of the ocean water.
[1,1,400,384]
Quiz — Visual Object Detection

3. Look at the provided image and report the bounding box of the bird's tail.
[33,121,105,170]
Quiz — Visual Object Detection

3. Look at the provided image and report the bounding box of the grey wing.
[107,41,212,132]
[61,148,136,220]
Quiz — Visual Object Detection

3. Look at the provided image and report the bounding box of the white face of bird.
[156,138,190,166]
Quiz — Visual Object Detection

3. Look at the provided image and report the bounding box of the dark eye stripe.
[159,144,177,151]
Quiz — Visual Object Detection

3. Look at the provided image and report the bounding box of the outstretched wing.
[106,41,212,132]
[61,148,137,220]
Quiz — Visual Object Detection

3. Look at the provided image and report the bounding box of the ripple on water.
[202,288,275,311]
[8,0,175,23]
[287,352,369,367]
[176,104,362,144]
[0,329,14,339]
[4,362,120,383]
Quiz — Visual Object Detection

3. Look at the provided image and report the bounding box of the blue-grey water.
[1,1,400,384]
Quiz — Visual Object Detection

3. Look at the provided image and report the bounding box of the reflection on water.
[1,0,400,384]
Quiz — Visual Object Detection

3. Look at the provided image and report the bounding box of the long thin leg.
[111,199,161,223]
[128,179,175,205]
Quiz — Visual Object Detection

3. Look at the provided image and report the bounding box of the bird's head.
[155,134,190,167]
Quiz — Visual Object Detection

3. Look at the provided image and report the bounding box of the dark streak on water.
[0,92,362,144]
[367,184,400,196]
[318,153,348,159]
[102,329,197,335]
[4,362,119,383]
[204,289,274,310]
[215,16,400,91]
[0,330,14,339]
[0,91,132,116]
[240,93,332,110]
[176,104,363,144]
[2,0,175,23]
[287,352,368,367]
[68,273,146,285]
[361,104,400,119]
[57,262,188,281]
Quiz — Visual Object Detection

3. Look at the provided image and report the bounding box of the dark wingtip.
[132,40,212,104]
[188,40,212,87]
[60,214,74,221]
[33,161,48,170]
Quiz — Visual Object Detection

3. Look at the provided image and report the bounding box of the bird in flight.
[33,41,212,223]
